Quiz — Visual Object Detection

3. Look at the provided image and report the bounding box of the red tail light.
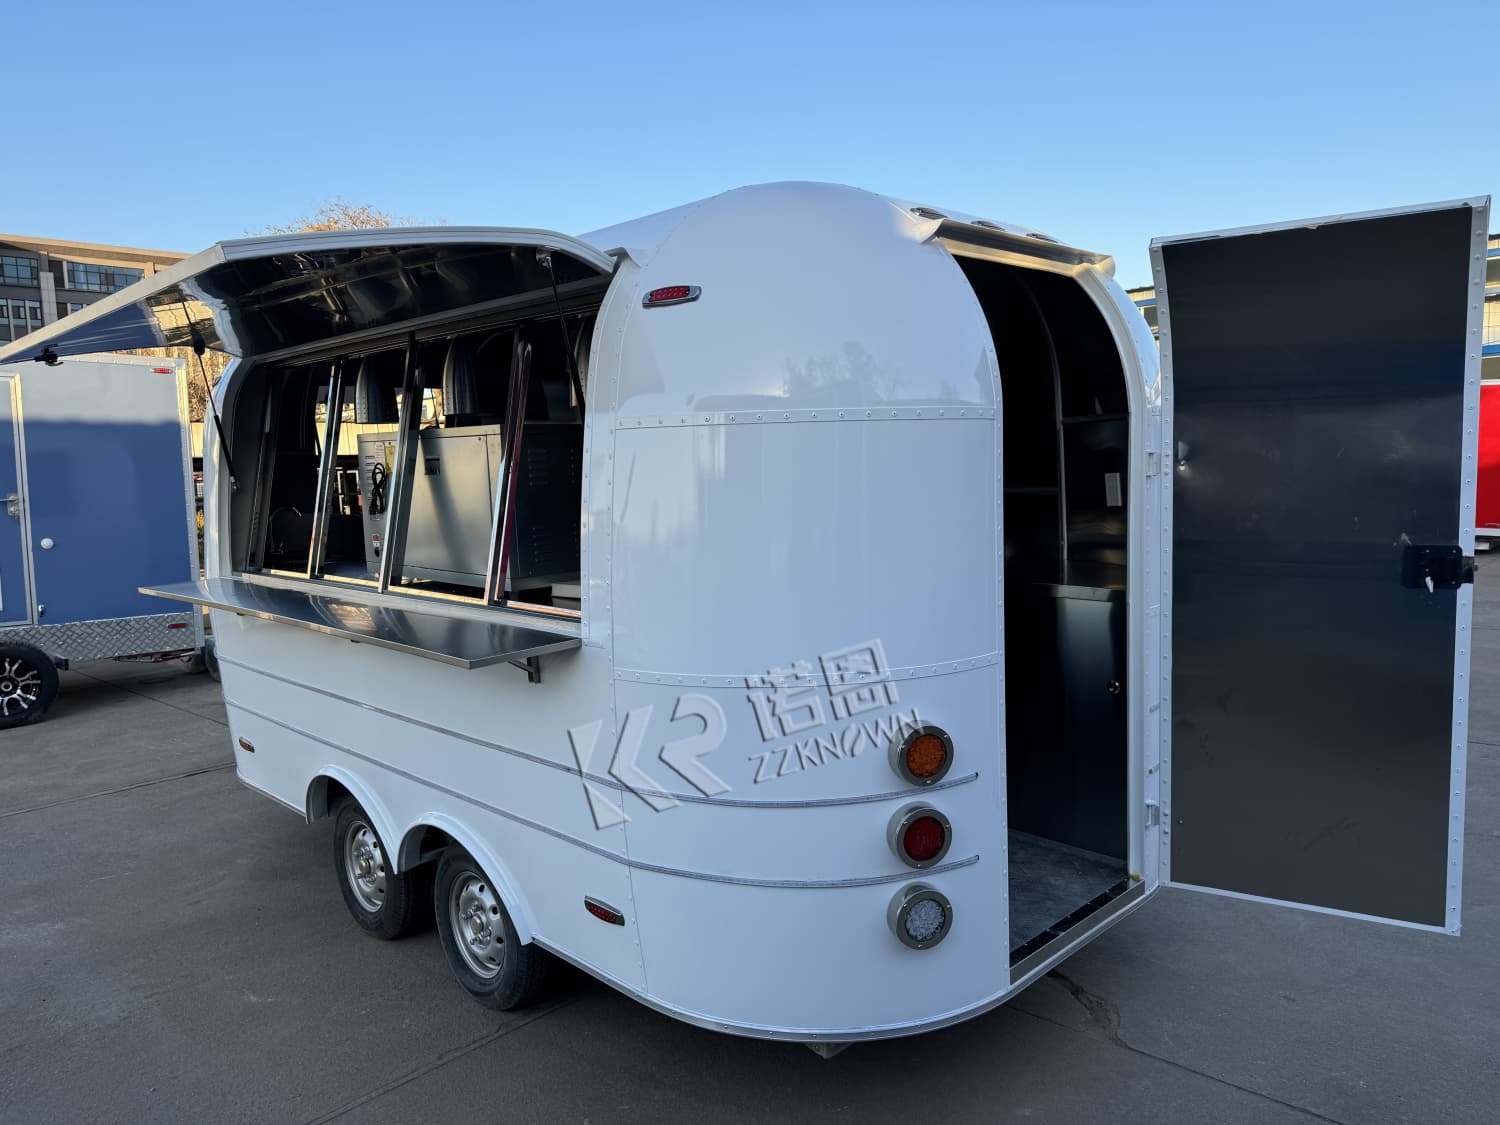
[888,804,952,868]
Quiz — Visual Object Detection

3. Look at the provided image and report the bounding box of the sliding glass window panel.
[305,358,370,582]
[491,318,585,615]
[252,362,336,574]
[383,332,509,601]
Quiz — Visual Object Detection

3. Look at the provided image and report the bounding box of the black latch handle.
[1400,541,1474,591]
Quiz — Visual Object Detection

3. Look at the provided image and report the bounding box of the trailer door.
[0,375,31,625]
[1152,198,1489,932]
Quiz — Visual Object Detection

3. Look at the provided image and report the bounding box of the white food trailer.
[0,183,1484,1046]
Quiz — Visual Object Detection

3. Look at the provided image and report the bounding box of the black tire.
[434,847,553,1010]
[0,644,59,729]
[332,799,431,940]
[204,636,221,682]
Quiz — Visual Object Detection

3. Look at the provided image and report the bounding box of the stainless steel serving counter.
[141,578,580,671]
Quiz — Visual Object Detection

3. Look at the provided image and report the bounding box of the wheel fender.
[305,768,399,854]
[399,812,537,944]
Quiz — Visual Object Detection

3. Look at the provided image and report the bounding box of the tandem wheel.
[434,847,554,1011]
[332,798,432,940]
[0,643,60,729]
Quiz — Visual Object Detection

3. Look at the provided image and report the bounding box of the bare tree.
[260,198,418,235]
[175,348,233,423]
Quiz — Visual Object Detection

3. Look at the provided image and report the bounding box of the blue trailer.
[0,353,203,726]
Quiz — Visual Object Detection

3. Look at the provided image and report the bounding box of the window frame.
[233,305,592,626]
[63,260,144,293]
[0,254,39,288]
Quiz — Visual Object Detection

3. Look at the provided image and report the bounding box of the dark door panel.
[1154,202,1484,928]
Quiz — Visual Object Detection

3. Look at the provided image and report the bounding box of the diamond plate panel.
[0,612,203,661]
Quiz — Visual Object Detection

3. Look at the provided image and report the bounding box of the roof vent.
[910,206,948,221]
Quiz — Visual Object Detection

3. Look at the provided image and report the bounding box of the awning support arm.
[185,316,238,491]
[538,249,585,414]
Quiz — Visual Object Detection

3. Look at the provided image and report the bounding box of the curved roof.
[591,181,1008,420]
[579,180,1059,265]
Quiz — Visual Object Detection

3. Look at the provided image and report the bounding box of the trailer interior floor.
[1008,830,1128,961]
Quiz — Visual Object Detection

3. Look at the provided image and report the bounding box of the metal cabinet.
[1006,568,1127,860]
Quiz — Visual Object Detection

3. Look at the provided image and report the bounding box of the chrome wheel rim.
[343,821,387,913]
[0,656,41,718]
[449,871,505,979]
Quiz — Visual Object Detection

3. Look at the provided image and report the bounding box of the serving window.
[232,304,596,620]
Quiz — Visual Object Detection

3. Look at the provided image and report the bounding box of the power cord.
[369,462,388,515]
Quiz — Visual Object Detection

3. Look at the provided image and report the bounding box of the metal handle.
[4,494,18,519]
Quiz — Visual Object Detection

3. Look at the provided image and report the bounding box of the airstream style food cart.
[0,183,1484,1045]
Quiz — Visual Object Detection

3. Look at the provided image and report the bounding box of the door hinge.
[1145,801,1160,828]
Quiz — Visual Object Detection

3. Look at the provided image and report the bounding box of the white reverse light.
[888,884,953,950]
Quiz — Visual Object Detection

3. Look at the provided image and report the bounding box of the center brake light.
[642,285,701,307]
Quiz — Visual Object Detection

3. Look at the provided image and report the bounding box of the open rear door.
[1152,198,1489,932]
[0,227,617,365]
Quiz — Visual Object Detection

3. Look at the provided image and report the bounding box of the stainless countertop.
[142,578,580,670]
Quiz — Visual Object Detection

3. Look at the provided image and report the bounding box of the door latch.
[1400,541,1473,591]
[3,494,18,519]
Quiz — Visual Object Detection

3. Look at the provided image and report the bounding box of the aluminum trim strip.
[0,373,38,625]
[1008,879,1146,981]
[1007,880,1150,988]
[1445,201,1490,934]
[171,358,206,650]
[1150,195,1490,250]
[216,653,977,809]
[225,697,979,888]
[540,883,1151,1045]
[1164,880,1451,936]
[613,406,995,430]
[614,651,999,686]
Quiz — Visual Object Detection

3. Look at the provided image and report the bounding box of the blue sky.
[3,0,1494,285]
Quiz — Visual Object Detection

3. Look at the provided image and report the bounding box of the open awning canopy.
[0,227,617,365]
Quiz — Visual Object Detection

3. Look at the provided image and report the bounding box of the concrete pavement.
[2,582,1497,1123]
